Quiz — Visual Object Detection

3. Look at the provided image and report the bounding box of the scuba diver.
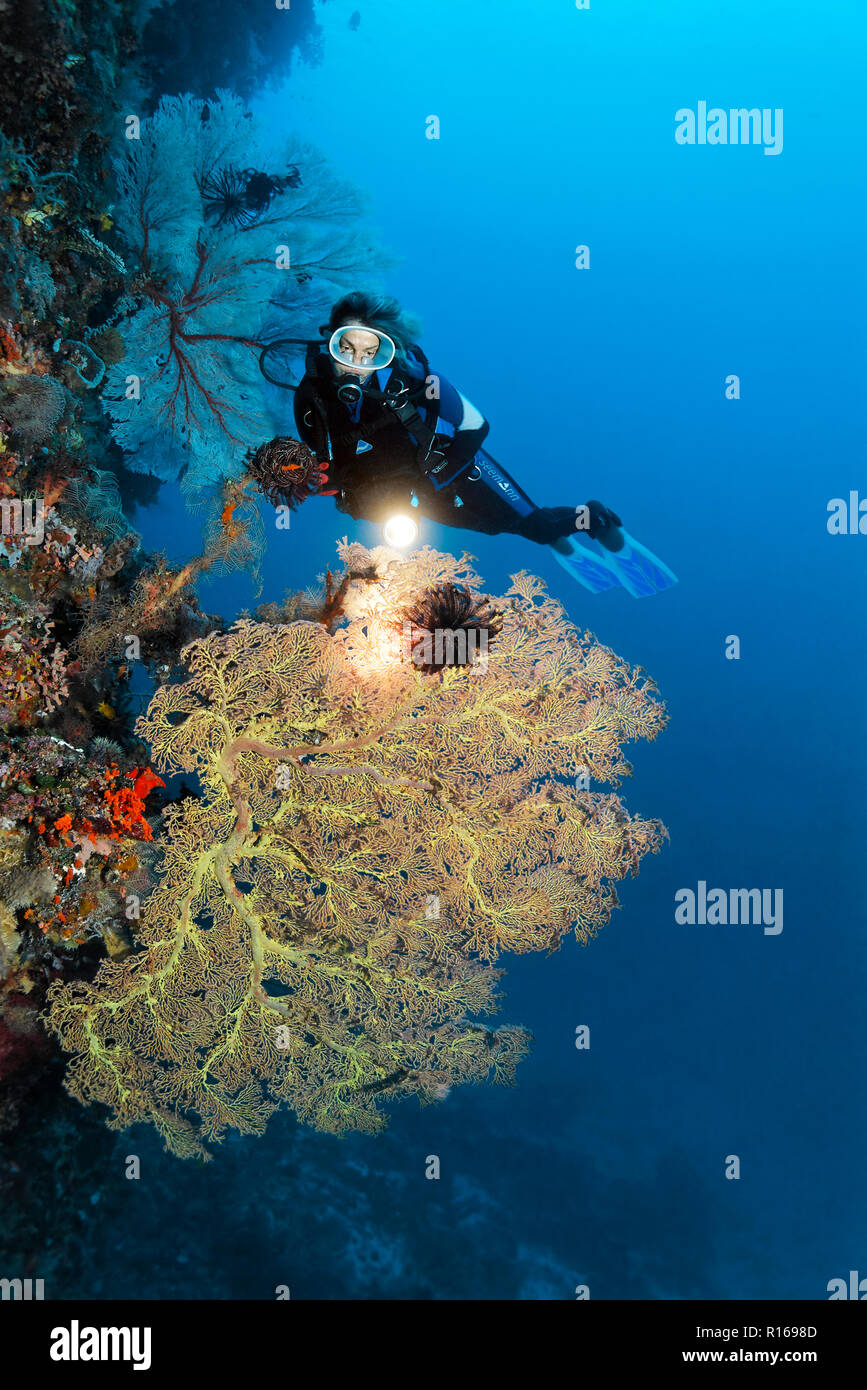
[259,292,676,597]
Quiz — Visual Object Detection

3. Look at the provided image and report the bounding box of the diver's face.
[333,327,382,375]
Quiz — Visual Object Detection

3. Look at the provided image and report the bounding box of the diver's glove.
[583,498,624,552]
[299,464,334,497]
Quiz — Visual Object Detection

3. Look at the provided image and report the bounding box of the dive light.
[383,514,418,548]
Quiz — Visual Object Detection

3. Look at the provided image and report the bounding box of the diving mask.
[328,324,396,405]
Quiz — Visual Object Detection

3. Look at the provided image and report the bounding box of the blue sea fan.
[103,92,391,495]
[102,254,273,488]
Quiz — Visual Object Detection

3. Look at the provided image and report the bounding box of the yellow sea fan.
[48,544,668,1158]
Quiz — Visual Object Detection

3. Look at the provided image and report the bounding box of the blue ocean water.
[124,0,866,1299]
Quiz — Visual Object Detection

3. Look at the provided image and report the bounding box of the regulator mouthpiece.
[336,379,364,407]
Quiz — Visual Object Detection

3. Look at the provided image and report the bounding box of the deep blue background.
[123,0,866,1298]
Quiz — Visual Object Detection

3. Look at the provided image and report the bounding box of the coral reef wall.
[0,2,392,1142]
[1,3,669,1171]
[139,0,322,102]
[0,1,226,1131]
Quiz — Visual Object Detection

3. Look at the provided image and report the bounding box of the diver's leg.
[415,455,590,545]
[420,486,578,544]
[422,493,526,536]
[512,506,580,544]
[413,477,524,535]
[449,455,580,543]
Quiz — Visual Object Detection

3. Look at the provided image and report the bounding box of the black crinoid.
[398,583,504,676]
[201,165,302,228]
[246,435,323,509]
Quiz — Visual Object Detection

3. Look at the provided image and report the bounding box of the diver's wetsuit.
[293,349,578,544]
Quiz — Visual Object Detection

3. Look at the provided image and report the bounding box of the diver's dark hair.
[326,292,421,362]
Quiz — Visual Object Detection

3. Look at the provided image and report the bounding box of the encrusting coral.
[0,732,163,951]
[74,474,264,677]
[0,593,69,727]
[48,542,668,1160]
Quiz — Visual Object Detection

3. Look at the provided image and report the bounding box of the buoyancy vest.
[293,345,450,498]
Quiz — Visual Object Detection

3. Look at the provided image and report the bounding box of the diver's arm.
[293,378,320,450]
[292,376,332,493]
[433,375,490,468]
[447,392,490,467]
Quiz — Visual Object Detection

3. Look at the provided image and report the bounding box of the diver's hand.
[436,426,489,472]
[298,465,331,498]
[583,499,624,551]
[419,433,453,475]
[421,427,489,477]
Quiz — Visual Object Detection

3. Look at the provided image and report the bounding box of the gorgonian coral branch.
[48,544,668,1158]
[104,92,393,490]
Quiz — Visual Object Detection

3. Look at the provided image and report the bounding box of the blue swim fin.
[550,536,621,594]
[550,530,678,598]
